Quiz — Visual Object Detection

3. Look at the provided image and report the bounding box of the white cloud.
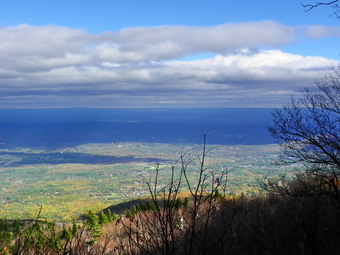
[0,23,339,108]
[109,21,294,59]
[0,21,295,70]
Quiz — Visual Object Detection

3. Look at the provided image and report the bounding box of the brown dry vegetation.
[1,181,340,255]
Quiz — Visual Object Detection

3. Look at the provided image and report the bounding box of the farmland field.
[0,142,295,221]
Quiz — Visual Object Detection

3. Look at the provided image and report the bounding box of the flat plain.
[0,142,295,221]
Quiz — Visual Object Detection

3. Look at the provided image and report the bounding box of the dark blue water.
[0,108,275,149]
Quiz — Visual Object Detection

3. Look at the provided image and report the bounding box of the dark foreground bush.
[1,175,340,254]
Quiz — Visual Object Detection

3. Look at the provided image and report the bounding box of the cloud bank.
[0,22,339,108]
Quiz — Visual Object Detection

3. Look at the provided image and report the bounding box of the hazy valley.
[0,141,293,220]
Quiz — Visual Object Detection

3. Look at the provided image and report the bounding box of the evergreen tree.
[106,210,113,222]
[98,211,109,225]
[71,219,78,237]
[84,211,103,244]
[60,224,72,241]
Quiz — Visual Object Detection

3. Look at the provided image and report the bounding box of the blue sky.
[0,0,339,108]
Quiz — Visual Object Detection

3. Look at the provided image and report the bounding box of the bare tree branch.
[301,0,339,11]
[269,67,340,175]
